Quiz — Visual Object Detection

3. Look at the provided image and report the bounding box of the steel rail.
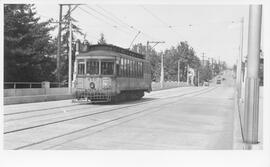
[13,86,218,150]
[5,87,192,121]
[5,87,214,134]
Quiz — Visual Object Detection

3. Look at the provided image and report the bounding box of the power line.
[78,6,131,36]
[95,5,159,41]
[84,5,131,35]
[140,5,170,28]
[139,5,186,41]
[78,6,118,28]
[96,5,136,31]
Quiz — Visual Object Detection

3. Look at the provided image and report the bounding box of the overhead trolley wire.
[140,5,170,28]
[95,5,160,41]
[139,5,187,42]
[78,6,131,36]
[79,5,165,48]
[96,5,136,30]
[84,5,132,35]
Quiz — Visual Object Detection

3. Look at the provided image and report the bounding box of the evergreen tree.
[4,4,57,82]
[60,9,84,82]
[97,33,107,44]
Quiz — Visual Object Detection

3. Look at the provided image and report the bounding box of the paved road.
[4,72,235,150]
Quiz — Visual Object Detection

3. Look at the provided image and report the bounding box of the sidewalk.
[233,86,263,149]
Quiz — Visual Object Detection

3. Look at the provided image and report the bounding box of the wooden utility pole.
[146,41,165,88]
[57,4,62,82]
[68,5,72,94]
[197,70,200,86]
[177,60,180,86]
[186,64,189,85]
[202,52,205,66]
[57,4,81,93]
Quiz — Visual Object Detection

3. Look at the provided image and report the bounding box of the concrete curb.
[233,92,245,149]
[233,88,263,150]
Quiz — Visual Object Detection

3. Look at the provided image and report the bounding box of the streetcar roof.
[78,44,145,60]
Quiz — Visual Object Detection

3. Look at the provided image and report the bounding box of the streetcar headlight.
[89,82,95,89]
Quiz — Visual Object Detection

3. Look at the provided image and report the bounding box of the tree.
[4,4,57,82]
[213,62,221,75]
[131,43,160,81]
[97,33,107,44]
[131,41,202,82]
[199,61,212,82]
[163,42,201,82]
[59,9,84,82]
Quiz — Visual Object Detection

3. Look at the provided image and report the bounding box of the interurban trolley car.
[72,44,152,103]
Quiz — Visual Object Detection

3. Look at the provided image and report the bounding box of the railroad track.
[5,86,218,150]
[5,87,190,117]
[4,87,192,123]
[4,103,79,116]
[4,87,215,134]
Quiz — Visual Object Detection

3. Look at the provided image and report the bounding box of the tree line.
[4,4,224,84]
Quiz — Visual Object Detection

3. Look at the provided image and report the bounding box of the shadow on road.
[85,97,158,106]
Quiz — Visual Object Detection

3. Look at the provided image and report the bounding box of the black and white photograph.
[1,0,269,167]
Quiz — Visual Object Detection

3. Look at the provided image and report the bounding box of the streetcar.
[72,42,152,103]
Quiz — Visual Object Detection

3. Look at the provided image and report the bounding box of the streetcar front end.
[73,57,118,103]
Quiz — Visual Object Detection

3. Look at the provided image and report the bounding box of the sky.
[35,4,251,67]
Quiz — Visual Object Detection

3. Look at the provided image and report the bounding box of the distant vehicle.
[222,78,225,81]
[72,44,152,103]
[203,81,209,86]
[216,79,221,84]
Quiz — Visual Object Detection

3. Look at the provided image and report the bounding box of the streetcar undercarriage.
[73,89,145,104]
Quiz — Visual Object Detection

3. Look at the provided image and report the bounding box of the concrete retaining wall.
[4,81,189,105]
[4,88,69,97]
[4,94,72,105]
[151,81,188,91]
[4,87,71,105]
[4,88,45,97]
[45,88,69,95]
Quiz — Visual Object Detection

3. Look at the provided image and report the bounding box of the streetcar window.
[123,59,126,77]
[133,61,136,78]
[86,60,99,75]
[116,59,120,76]
[135,61,137,78]
[126,59,129,77]
[138,62,141,78]
[140,62,143,78]
[101,61,114,75]
[130,60,133,78]
[136,61,139,78]
[133,61,135,78]
[120,58,124,77]
[141,62,144,77]
[127,59,130,77]
[78,62,85,75]
[137,62,139,78]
